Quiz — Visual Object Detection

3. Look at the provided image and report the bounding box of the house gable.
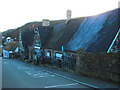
[33,28,41,49]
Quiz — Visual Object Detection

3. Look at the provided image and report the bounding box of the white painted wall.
[46,52,50,57]
[3,50,9,58]
[14,47,19,53]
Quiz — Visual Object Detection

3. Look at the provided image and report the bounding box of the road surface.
[2,58,119,89]
[2,58,92,88]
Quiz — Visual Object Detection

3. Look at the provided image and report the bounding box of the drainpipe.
[107,29,120,53]
[62,46,64,52]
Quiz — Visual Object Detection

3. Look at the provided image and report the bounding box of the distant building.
[42,19,50,26]
[4,37,14,45]
[3,41,18,58]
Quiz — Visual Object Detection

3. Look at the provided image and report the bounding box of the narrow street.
[2,58,118,89]
[2,58,89,88]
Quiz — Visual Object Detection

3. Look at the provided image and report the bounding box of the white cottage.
[3,41,18,58]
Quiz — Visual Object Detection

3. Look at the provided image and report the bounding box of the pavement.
[0,57,2,90]
[1,58,119,89]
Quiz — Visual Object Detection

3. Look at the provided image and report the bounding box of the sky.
[0,0,119,32]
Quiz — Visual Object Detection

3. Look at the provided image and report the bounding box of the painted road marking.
[17,67,29,70]
[45,83,78,88]
[32,75,55,78]
[28,66,100,89]
[26,71,55,78]
[17,64,100,89]
[4,62,8,64]
[17,66,55,78]
[24,71,32,75]
[33,73,48,76]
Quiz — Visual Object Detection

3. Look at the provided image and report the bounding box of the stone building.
[19,26,53,61]
[18,8,120,62]
[3,41,18,58]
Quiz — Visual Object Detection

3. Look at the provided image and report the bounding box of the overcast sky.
[0,0,119,32]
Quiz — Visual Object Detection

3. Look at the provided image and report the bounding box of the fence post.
[44,49,47,64]
[51,49,54,65]
[63,51,66,68]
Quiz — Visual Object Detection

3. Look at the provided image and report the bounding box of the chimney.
[66,10,72,24]
[42,19,50,26]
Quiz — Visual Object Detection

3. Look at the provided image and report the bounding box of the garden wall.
[75,52,119,83]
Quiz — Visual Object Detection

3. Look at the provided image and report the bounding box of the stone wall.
[41,49,119,83]
[75,52,120,83]
[21,47,119,83]
[42,49,76,70]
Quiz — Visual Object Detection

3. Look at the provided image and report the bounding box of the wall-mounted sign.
[34,46,40,49]
[9,51,13,53]
[56,53,63,60]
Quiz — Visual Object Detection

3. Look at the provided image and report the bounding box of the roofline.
[107,28,120,53]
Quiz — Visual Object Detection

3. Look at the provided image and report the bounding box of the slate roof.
[21,8,120,52]
[3,41,18,51]
[65,8,120,52]
[47,18,84,50]
[37,26,54,48]
[21,29,34,47]
[21,26,54,50]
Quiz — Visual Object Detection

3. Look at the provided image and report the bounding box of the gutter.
[107,28,120,53]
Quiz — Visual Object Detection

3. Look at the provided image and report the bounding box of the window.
[46,52,50,57]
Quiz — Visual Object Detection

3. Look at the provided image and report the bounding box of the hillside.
[2,29,16,38]
[2,20,65,41]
